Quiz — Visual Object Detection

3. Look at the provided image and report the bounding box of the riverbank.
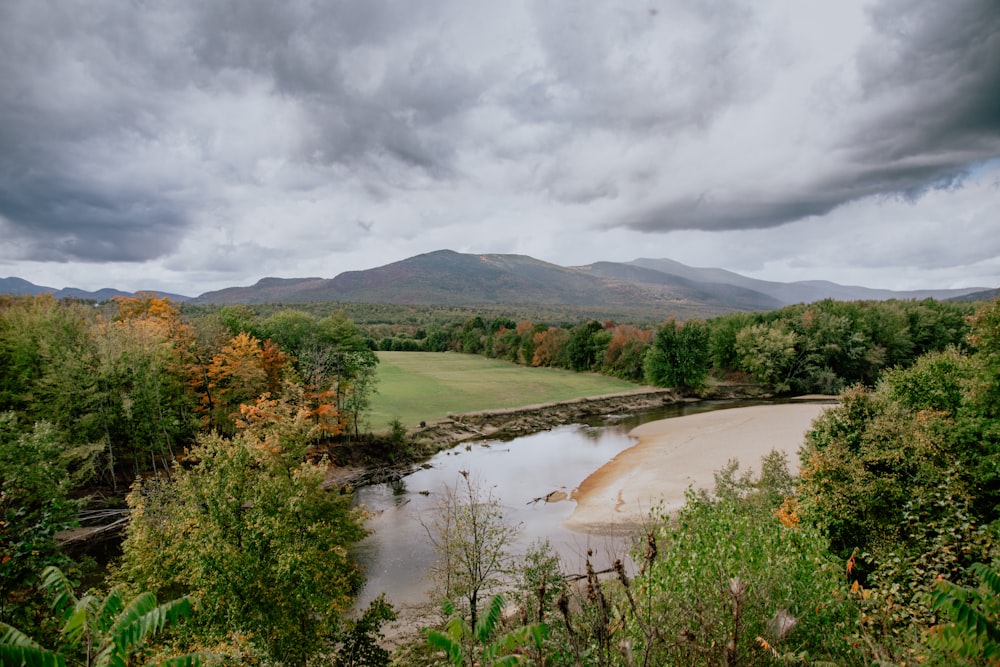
[407,382,775,448]
[565,401,834,532]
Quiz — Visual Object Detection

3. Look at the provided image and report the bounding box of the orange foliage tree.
[531,327,570,367]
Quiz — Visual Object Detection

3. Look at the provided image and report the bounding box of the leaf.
[425,629,464,666]
[0,645,66,667]
[475,594,505,644]
[108,595,194,659]
[0,623,66,667]
[39,566,77,621]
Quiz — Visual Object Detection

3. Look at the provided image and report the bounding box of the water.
[352,399,766,607]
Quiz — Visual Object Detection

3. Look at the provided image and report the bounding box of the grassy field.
[368,352,643,431]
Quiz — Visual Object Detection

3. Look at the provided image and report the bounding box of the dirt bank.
[407,383,776,449]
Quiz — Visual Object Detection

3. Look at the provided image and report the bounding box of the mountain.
[4,252,991,317]
[0,277,191,302]
[628,258,986,305]
[192,249,988,315]
[196,250,774,318]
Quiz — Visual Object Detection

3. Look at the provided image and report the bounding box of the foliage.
[0,565,201,667]
[0,415,88,629]
[333,594,397,667]
[117,391,368,665]
[927,562,1000,663]
[734,322,799,392]
[626,457,854,666]
[561,321,610,372]
[796,299,1000,660]
[643,318,709,392]
[424,473,520,634]
[425,595,547,667]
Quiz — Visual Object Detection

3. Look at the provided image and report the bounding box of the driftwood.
[56,508,131,546]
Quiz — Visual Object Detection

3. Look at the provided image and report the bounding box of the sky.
[1,1,998,298]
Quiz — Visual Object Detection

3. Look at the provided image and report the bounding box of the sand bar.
[565,402,833,532]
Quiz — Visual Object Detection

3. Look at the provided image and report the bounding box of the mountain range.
[2,250,993,318]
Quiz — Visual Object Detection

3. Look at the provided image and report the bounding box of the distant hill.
[4,251,991,317]
[627,258,987,305]
[0,277,190,303]
[948,287,1000,302]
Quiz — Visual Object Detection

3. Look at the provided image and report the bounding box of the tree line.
[375,298,976,394]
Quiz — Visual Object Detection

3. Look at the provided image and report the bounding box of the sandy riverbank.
[565,402,833,532]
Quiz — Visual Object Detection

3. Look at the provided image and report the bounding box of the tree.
[425,473,520,636]
[0,416,90,629]
[0,565,200,667]
[202,332,276,434]
[643,318,709,392]
[734,322,798,392]
[332,595,397,667]
[118,392,368,664]
[602,324,651,381]
[562,321,608,372]
[531,328,569,368]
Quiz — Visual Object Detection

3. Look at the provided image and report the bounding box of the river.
[352,399,775,608]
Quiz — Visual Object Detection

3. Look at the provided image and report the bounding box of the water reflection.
[352,399,771,608]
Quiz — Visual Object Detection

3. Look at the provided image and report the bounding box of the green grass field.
[368,352,643,431]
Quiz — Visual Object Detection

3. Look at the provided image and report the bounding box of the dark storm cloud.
[0,0,482,265]
[0,2,196,262]
[622,0,1000,232]
[185,0,485,172]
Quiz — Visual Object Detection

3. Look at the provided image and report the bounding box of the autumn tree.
[201,332,286,434]
[602,324,651,381]
[118,391,368,664]
[531,327,570,367]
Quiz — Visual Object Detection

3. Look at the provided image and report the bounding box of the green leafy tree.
[562,321,609,372]
[333,594,397,667]
[118,392,368,665]
[0,415,92,629]
[0,565,201,667]
[734,322,799,392]
[628,460,854,666]
[643,318,709,392]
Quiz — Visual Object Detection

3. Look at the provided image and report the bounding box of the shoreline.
[565,401,834,531]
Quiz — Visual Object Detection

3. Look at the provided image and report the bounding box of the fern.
[0,623,66,667]
[475,594,505,644]
[2,567,202,667]
[929,562,1000,660]
[425,595,547,667]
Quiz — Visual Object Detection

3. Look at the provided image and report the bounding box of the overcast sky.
[1,1,998,297]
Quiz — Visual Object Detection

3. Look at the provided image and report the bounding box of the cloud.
[616,0,1000,233]
[0,0,996,295]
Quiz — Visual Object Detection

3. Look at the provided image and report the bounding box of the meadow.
[368,351,642,430]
